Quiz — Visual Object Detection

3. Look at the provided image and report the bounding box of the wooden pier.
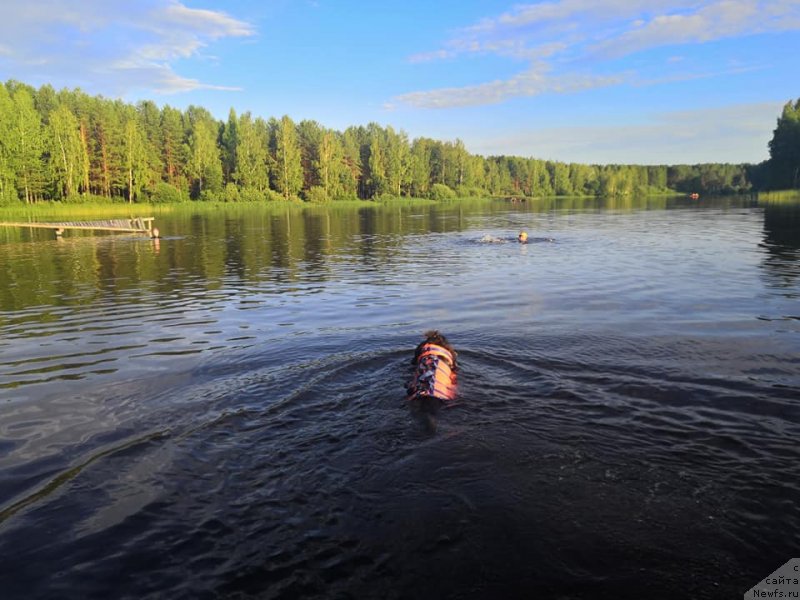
[0,217,157,238]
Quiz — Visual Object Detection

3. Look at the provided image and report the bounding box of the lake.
[1,196,798,599]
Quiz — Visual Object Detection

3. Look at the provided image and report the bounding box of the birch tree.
[49,104,86,199]
[10,87,45,203]
[187,108,222,197]
[0,86,16,203]
[270,115,302,199]
[124,115,147,202]
[234,113,268,192]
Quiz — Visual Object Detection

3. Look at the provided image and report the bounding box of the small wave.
[0,429,170,525]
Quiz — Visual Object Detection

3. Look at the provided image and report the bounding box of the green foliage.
[124,115,148,202]
[151,182,187,204]
[332,191,359,202]
[455,185,484,197]
[666,163,751,195]
[49,104,88,199]
[365,124,387,197]
[66,193,118,204]
[765,99,800,190]
[305,186,330,204]
[758,189,800,202]
[314,130,347,200]
[8,87,46,203]
[223,182,241,203]
[430,183,456,200]
[0,85,17,202]
[238,188,267,202]
[198,189,223,202]
[270,115,303,200]
[373,192,401,202]
[221,108,238,183]
[409,138,432,197]
[264,189,288,202]
[160,105,187,190]
[234,114,269,192]
[0,188,20,206]
[187,106,223,198]
[550,162,572,196]
[3,78,792,206]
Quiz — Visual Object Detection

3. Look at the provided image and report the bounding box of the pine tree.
[297,119,323,192]
[160,105,188,191]
[90,99,123,198]
[136,100,164,194]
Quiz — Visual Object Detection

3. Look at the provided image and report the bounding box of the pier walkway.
[0,217,156,238]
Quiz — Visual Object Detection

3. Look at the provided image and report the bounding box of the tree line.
[0,80,791,205]
[748,99,800,191]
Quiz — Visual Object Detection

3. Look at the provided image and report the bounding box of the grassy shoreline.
[1,189,779,221]
[757,189,800,202]
[0,196,455,220]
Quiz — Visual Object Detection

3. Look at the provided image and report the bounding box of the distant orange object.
[690,193,700,200]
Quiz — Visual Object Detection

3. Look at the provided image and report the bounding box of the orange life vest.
[408,343,457,403]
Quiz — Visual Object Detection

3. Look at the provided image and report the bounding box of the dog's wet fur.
[411,330,458,369]
[408,330,458,432]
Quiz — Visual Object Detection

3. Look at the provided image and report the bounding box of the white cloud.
[592,0,795,57]
[0,0,254,95]
[396,0,800,109]
[408,49,459,64]
[108,61,242,94]
[468,102,781,164]
[466,0,695,33]
[156,3,255,37]
[396,65,627,108]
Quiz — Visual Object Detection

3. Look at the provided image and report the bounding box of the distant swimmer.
[519,231,556,243]
[478,234,507,244]
[477,231,554,244]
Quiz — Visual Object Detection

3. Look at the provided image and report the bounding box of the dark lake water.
[1,196,798,599]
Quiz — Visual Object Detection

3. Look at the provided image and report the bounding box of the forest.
[0,79,795,205]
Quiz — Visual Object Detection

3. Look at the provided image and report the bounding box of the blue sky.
[1,0,798,164]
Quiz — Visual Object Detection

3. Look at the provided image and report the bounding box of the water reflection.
[1,197,797,389]
[761,200,800,291]
[0,196,686,315]
[0,196,799,598]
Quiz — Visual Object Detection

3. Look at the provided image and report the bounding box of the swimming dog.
[406,330,458,407]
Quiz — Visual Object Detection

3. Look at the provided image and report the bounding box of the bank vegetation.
[0,80,796,206]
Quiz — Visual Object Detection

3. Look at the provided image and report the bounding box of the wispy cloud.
[593,0,798,57]
[394,65,627,109]
[469,102,781,163]
[396,0,800,108]
[0,0,254,95]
